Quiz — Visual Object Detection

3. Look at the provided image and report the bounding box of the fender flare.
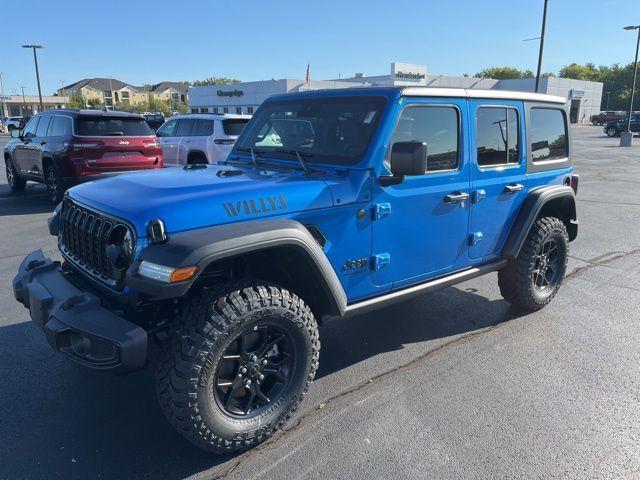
[502,185,577,260]
[126,219,347,315]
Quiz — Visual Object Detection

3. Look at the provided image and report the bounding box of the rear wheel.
[155,283,320,453]
[44,163,64,204]
[499,216,569,311]
[5,157,26,191]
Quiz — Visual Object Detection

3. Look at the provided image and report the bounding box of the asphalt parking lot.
[1,126,639,480]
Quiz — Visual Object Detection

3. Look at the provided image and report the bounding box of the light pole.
[22,45,44,112]
[20,86,26,115]
[620,25,640,147]
[535,0,549,93]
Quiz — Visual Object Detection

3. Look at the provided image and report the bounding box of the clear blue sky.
[2,0,637,96]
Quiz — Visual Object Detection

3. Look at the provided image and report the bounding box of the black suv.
[604,114,640,137]
[143,113,166,132]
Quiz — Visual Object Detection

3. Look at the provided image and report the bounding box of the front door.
[156,119,180,166]
[468,101,527,260]
[13,116,40,174]
[371,98,471,288]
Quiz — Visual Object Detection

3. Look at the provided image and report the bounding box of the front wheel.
[155,284,320,453]
[6,157,26,191]
[605,127,618,137]
[498,216,569,311]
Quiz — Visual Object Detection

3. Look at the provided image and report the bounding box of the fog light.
[138,261,197,283]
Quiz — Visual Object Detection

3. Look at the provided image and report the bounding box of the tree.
[86,97,104,109]
[475,66,534,79]
[190,77,240,86]
[558,63,600,81]
[67,92,85,109]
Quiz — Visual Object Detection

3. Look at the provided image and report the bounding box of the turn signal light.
[169,266,198,283]
[570,175,579,195]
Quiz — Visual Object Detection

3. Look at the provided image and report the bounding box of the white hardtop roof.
[401,87,566,104]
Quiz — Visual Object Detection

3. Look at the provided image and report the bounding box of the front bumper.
[13,250,147,373]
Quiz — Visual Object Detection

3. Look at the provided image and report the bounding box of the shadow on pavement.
[0,183,55,216]
[0,285,522,479]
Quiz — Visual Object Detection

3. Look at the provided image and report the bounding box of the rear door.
[31,115,52,177]
[468,101,526,260]
[174,118,195,165]
[186,119,214,162]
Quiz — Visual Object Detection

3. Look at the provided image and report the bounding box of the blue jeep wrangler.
[13,87,578,453]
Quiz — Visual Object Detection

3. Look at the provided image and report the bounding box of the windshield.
[76,117,153,136]
[233,96,387,166]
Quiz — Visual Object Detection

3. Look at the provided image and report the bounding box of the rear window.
[530,108,568,162]
[222,118,249,136]
[76,117,153,136]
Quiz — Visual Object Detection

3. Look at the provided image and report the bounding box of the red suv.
[4,109,163,203]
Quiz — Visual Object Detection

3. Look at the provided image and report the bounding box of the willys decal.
[223,195,288,217]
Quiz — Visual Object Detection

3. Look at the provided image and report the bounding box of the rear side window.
[388,105,459,172]
[476,107,520,167]
[175,119,195,137]
[530,108,568,162]
[222,119,249,136]
[35,116,51,137]
[76,117,153,136]
[193,119,214,136]
[48,116,72,137]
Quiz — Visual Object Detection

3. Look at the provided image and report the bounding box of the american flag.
[305,62,311,83]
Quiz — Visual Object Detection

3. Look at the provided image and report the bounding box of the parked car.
[590,111,625,125]
[13,87,578,454]
[4,109,163,203]
[142,113,165,132]
[4,116,23,131]
[604,114,640,137]
[156,113,250,166]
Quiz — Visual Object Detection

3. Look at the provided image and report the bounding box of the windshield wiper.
[274,148,312,175]
[233,146,264,167]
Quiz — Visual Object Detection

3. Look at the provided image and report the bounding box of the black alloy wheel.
[213,324,295,417]
[531,238,562,292]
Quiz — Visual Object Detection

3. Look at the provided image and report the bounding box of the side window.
[175,119,195,137]
[192,119,214,136]
[476,107,520,167]
[22,117,40,138]
[36,116,51,137]
[530,108,568,162]
[48,116,72,137]
[156,120,177,137]
[388,105,459,172]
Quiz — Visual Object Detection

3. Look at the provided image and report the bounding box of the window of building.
[223,107,229,114]
[193,119,215,136]
[213,107,219,114]
[247,106,254,114]
[191,108,198,114]
[387,105,459,172]
[171,93,180,102]
[35,116,51,137]
[476,107,520,167]
[530,108,568,162]
[49,116,72,137]
[121,91,130,104]
[175,118,195,136]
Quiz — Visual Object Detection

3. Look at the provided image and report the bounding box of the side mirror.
[380,141,427,186]
[10,129,22,139]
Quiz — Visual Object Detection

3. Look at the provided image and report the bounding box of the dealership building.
[189,62,603,124]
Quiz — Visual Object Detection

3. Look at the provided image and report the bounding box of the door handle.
[503,183,524,194]
[444,192,470,204]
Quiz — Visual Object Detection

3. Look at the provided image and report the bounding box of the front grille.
[59,198,126,288]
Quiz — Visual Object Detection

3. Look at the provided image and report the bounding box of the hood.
[68,164,336,235]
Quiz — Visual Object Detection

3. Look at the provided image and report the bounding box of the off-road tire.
[44,163,64,204]
[5,157,26,191]
[155,283,320,453]
[499,216,569,311]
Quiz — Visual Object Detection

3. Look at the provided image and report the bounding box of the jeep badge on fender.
[13,87,577,454]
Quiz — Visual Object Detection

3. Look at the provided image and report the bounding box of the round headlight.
[106,225,135,269]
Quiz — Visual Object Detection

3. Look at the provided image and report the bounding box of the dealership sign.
[390,62,427,83]
[217,89,244,97]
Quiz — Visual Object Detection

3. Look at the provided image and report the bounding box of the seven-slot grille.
[59,198,123,286]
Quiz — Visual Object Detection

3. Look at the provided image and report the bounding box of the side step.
[344,259,507,317]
